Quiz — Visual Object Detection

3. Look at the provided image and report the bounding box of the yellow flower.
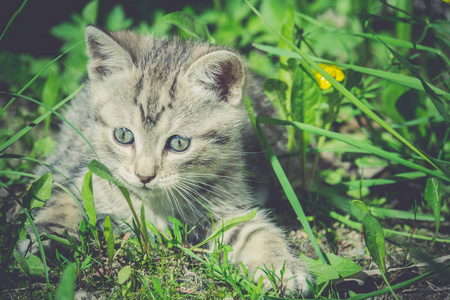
[313,64,345,90]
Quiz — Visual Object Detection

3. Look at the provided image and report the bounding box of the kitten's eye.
[114,128,134,145]
[167,135,190,152]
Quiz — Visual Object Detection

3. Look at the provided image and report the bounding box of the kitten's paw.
[254,259,313,296]
[17,234,53,258]
[17,238,32,257]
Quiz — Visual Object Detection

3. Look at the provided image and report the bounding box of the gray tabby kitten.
[20,25,311,295]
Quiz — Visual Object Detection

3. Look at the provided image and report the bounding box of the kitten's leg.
[213,210,312,295]
[18,192,83,257]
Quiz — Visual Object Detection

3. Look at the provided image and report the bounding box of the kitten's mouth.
[141,184,152,190]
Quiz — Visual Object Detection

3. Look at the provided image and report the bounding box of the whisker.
[179,177,241,202]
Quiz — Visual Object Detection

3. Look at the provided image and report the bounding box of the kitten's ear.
[85,25,134,80]
[185,50,247,106]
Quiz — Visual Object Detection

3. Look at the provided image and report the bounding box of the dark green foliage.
[1,0,449,298]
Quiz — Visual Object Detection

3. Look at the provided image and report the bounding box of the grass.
[1,0,449,299]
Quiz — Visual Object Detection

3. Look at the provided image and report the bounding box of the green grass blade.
[251,43,450,100]
[87,159,148,249]
[328,193,442,222]
[245,0,443,175]
[190,209,257,251]
[295,11,450,67]
[254,120,328,265]
[0,0,29,42]
[163,11,216,44]
[0,86,83,153]
[424,177,443,250]
[258,117,449,181]
[0,170,87,220]
[0,90,100,161]
[22,208,51,299]
[43,234,77,250]
[0,41,83,117]
[342,172,425,189]
[372,31,450,123]
[0,153,81,194]
[329,211,450,243]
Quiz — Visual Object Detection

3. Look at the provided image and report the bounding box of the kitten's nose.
[137,174,155,184]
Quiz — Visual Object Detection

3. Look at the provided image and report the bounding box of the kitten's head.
[84,26,250,209]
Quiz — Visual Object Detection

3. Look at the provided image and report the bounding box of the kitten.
[19,25,312,295]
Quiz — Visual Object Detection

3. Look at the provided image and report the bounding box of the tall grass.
[1,0,449,299]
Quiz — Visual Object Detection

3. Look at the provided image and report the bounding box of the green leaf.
[22,172,52,210]
[14,252,44,275]
[291,63,321,126]
[329,210,450,243]
[167,216,183,228]
[55,264,76,300]
[106,5,133,31]
[14,250,30,275]
[363,214,386,274]
[41,72,59,133]
[146,220,163,241]
[117,265,132,285]
[87,160,116,184]
[277,4,295,105]
[381,83,410,124]
[0,85,84,152]
[252,43,450,99]
[80,254,92,270]
[300,253,339,285]
[372,32,450,125]
[104,215,115,261]
[263,78,288,119]
[351,200,370,222]
[190,209,257,250]
[50,22,83,42]
[163,11,216,44]
[43,234,76,250]
[152,276,164,297]
[33,136,57,158]
[41,72,59,109]
[168,216,183,243]
[81,0,98,23]
[257,117,449,182]
[259,0,289,31]
[173,224,182,244]
[81,171,96,229]
[326,253,361,278]
[355,156,389,168]
[243,8,447,173]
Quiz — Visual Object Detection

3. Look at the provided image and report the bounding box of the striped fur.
[19,26,312,295]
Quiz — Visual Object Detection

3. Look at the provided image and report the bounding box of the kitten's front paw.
[254,258,313,296]
[17,235,44,258]
[17,233,54,258]
[17,237,33,257]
